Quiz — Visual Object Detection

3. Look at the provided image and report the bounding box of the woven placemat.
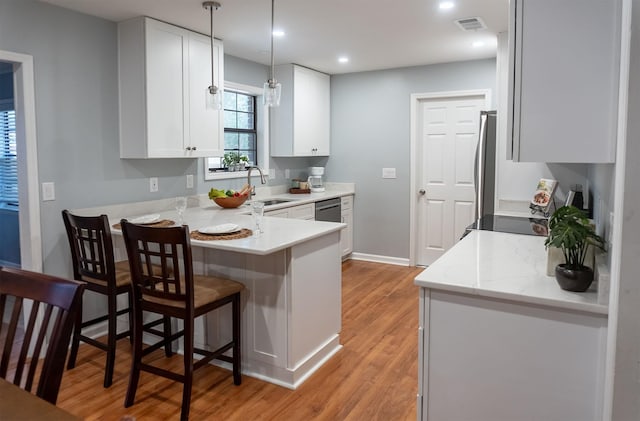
[190,228,253,241]
[112,219,175,230]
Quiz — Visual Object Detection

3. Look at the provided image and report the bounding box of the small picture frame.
[530,178,558,217]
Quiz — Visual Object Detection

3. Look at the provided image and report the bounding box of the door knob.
[419,189,426,195]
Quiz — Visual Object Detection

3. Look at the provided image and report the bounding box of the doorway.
[409,90,490,266]
[0,51,42,273]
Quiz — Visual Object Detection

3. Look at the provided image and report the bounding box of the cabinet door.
[145,20,187,157]
[509,0,620,163]
[340,196,353,256]
[292,66,330,156]
[187,33,224,157]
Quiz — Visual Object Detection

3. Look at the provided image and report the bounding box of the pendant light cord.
[204,2,221,95]
[269,0,276,87]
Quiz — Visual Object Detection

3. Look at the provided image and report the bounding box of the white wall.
[612,0,640,417]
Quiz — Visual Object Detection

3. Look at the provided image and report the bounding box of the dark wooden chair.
[0,266,85,404]
[62,210,168,388]
[120,220,244,421]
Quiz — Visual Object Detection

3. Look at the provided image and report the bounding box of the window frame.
[0,108,17,208]
[204,81,271,181]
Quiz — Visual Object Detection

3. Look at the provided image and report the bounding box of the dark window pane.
[237,94,253,112]
[224,132,239,149]
[239,133,256,149]
[224,110,237,129]
[237,112,253,130]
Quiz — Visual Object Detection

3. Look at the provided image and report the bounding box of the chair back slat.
[121,221,194,312]
[62,210,116,286]
[0,266,84,404]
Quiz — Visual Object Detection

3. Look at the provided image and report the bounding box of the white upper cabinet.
[118,17,223,158]
[271,64,330,157]
[508,0,621,163]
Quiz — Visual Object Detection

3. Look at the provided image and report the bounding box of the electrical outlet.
[149,177,158,193]
[284,169,290,179]
[186,174,194,189]
[42,182,55,201]
[269,170,276,180]
[382,168,397,179]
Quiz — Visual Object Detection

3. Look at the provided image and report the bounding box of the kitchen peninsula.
[415,230,608,421]
[74,198,346,390]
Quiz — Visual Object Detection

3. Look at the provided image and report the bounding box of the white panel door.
[417,95,485,265]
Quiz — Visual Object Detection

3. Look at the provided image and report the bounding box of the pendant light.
[203,1,223,110]
[263,0,281,107]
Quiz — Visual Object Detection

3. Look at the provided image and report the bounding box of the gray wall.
[328,59,497,259]
[0,0,307,280]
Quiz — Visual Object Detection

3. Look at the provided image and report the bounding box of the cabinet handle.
[419,189,426,195]
[192,146,197,151]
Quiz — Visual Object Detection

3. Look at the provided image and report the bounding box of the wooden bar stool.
[62,210,168,388]
[120,220,244,421]
[0,266,85,404]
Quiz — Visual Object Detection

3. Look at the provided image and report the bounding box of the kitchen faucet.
[247,166,267,198]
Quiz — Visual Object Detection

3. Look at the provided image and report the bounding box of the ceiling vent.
[454,17,487,31]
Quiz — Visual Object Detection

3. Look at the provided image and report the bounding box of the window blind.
[0,110,18,206]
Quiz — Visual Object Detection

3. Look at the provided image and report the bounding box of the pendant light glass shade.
[203,1,223,110]
[263,0,281,107]
[263,80,281,107]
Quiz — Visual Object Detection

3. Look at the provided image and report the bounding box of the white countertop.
[73,184,353,255]
[414,230,607,315]
[110,207,344,256]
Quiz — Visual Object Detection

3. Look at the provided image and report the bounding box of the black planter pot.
[554,264,594,292]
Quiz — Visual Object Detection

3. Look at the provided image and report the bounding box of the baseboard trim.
[350,253,410,266]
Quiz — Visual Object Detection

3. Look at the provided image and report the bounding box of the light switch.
[382,168,397,179]
[42,182,55,201]
[186,174,194,189]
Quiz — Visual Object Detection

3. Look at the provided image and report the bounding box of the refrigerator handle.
[475,112,488,221]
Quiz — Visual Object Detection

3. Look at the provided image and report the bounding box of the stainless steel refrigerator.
[474,110,497,220]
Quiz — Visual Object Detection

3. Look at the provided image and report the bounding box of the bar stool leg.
[163,315,173,357]
[232,293,242,385]
[180,318,194,421]
[66,293,83,370]
[104,291,117,388]
[124,307,143,408]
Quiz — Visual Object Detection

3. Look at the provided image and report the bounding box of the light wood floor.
[56,260,424,420]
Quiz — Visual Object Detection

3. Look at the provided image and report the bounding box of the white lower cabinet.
[265,203,315,220]
[418,288,607,421]
[340,195,353,258]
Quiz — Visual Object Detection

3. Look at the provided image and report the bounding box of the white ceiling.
[39,0,509,75]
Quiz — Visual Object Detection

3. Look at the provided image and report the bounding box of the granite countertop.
[414,230,608,315]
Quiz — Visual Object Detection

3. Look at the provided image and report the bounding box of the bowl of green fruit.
[209,185,250,208]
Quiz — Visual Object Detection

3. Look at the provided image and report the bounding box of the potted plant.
[222,152,249,171]
[544,205,606,292]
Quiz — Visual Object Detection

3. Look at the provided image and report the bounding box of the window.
[0,109,17,207]
[204,82,270,181]
[220,90,257,168]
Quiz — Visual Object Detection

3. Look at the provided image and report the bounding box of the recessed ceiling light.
[472,41,485,48]
[338,56,349,63]
[439,1,455,10]
[272,29,285,37]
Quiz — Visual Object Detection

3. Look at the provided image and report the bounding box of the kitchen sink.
[260,199,294,206]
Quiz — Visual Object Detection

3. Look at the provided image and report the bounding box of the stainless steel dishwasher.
[315,197,341,222]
